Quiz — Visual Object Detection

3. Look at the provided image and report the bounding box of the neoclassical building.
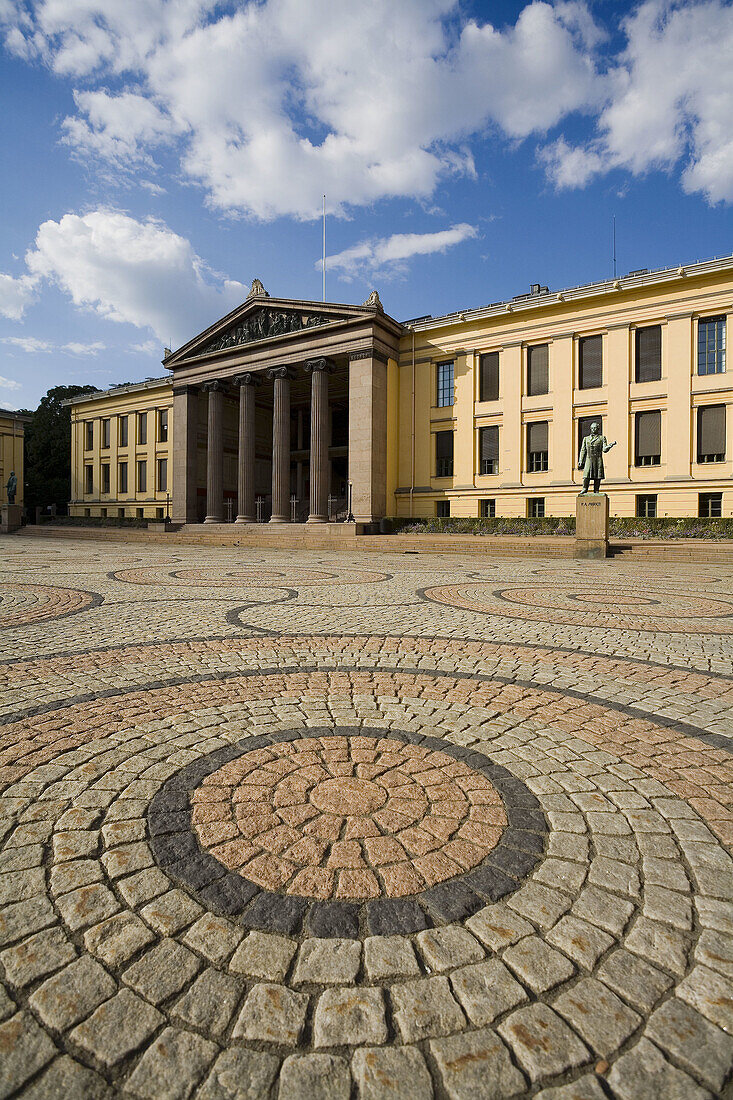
[68,256,733,522]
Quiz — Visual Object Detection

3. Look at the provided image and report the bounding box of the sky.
[1,0,733,409]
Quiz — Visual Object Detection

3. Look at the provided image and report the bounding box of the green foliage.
[391,516,733,540]
[24,385,98,513]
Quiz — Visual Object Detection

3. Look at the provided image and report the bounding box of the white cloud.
[1,0,603,219]
[543,0,733,203]
[130,339,159,354]
[0,272,38,320]
[1,335,105,355]
[23,208,247,344]
[326,224,478,279]
[63,341,106,355]
[0,374,22,390]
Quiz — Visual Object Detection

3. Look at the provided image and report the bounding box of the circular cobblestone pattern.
[111,566,389,587]
[1,539,733,1100]
[0,580,101,627]
[423,580,733,632]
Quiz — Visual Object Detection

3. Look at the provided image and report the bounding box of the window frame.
[696,404,726,464]
[118,415,128,448]
[137,411,148,446]
[157,457,168,492]
[137,459,147,493]
[158,408,169,443]
[697,315,726,376]
[478,425,499,476]
[636,494,657,518]
[101,462,110,494]
[435,361,454,408]
[634,325,662,383]
[84,421,94,451]
[479,352,499,402]
[526,421,549,473]
[699,492,723,518]
[634,410,662,467]
[436,500,451,518]
[527,497,545,518]
[480,499,496,518]
[526,343,549,397]
[578,334,603,390]
[84,464,93,494]
[118,461,128,494]
[435,430,454,478]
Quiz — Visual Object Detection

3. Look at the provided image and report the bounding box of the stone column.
[305,358,334,523]
[348,350,388,522]
[268,367,292,522]
[172,385,199,523]
[234,373,258,523]
[203,381,225,523]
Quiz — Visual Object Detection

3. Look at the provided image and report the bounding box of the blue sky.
[1,0,732,408]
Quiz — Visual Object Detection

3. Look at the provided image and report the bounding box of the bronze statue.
[578,423,616,494]
[6,471,17,504]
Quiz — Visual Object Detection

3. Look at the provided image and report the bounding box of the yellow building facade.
[0,411,28,507]
[68,255,733,521]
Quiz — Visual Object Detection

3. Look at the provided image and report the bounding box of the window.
[528,497,545,518]
[436,361,454,407]
[158,408,168,443]
[578,416,603,452]
[479,426,499,475]
[118,415,128,448]
[699,492,723,518]
[101,463,110,494]
[84,507,91,518]
[698,316,726,375]
[156,507,164,519]
[636,494,657,518]
[136,507,144,519]
[137,460,147,492]
[579,335,603,389]
[118,507,125,518]
[527,344,549,396]
[84,465,93,494]
[527,421,548,472]
[697,404,726,463]
[119,462,128,493]
[137,412,147,445]
[479,352,499,402]
[100,507,107,518]
[635,411,661,466]
[635,325,662,383]
[101,418,110,448]
[84,421,94,450]
[435,431,454,477]
[436,500,450,518]
[480,499,496,518]
[157,457,168,492]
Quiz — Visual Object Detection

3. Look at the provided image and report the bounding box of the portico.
[165,283,401,527]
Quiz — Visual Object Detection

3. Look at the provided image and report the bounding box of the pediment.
[168,294,383,367]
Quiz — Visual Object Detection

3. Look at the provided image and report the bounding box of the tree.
[24,385,98,514]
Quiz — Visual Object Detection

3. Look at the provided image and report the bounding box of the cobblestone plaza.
[1,537,733,1099]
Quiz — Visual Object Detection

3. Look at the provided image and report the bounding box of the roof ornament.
[247,278,269,299]
[362,289,383,311]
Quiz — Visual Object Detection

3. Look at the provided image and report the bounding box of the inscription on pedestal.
[575,494,609,559]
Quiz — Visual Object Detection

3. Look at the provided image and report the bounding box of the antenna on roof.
[612,215,617,279]
[322,194,326,302]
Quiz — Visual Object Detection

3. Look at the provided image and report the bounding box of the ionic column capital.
[233,372,261,388]
[304,357,336,374]
[266,366,295,381]
[202,379,226,393]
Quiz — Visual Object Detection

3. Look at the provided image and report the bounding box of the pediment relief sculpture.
[199,308,336,355]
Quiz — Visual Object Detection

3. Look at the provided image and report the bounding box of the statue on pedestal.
[578,423,616,495]
[5,471,17,504]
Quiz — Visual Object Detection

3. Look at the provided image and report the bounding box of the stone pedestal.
[575,494,609,559]
[1,505,22,533]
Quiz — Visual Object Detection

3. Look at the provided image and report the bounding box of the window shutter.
[698,405,726,457]
[480,353,499,401]
[527,345,549,395]
[636,411,661,458]
[527,421,548,453]
[481,426,499,462]
[436,431,453,459]
[636,326,662,382]
[579,335,603,389]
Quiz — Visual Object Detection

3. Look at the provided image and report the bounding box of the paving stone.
[415,926,483,972]
[545,915,613,969]
[232,982,308,1044]
[141,890,203,934]
[625,916,689,976]
[18,1055,110,1099]
[172,969,243,1037]
[351,1047,434,1100]
[507,882,572,928]
[450,958,528,1025]
[293,938,361,984]
[123,938,201,1004]
[502,935,575,993]
[363,935,420,979]
[197,1048,281,1100]
[391,976,465,1042]
[587,856,640,897]
[694,928,733,976]
[278,1054,351,1100]
[70,988,164,1067]
[124,1026,218,1100]
[554,977,641,1055]
[647,996,733,1093]
[0,897,56,948]
[314,987,387,1047]
[535,1078,607,1100]
[676,964,733,1030]
[55,883,120,931]
[182,913,243,964]
[49,859,104,896]
[430,1028,526,1099]
[643,885,693,930]
[117,867,171,907]
[229,930,297,982]
[571,886,634,935]
[0,1011,56,1097]
[84,911,156,968]
[596,948,673,1013]
[0,986,14,1021]
[465,902,534,949]
[608,1037,713,1100]
[498,1003,590,1081]
[0,927,76,988]
[29,956,116,1031]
